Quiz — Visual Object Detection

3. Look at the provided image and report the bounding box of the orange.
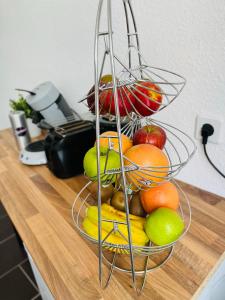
[140,182,179,213]
[97,131,133,154]
[124,144,169,189]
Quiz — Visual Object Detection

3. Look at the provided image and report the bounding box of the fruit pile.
[82,124,185,248]
[82,181,184,247]
[87,75,163,117]
[83,204,149,252]
[83,125,169,187]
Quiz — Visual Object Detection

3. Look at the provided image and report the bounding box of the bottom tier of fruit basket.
[72,179,191,276]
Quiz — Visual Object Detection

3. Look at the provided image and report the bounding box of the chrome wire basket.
[82,62,186,120]
[72,0,196,293]
[85,117,196,190]
[79,0,186,121]
[72,179,191,290]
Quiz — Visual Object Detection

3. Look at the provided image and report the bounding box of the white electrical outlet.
[195,115,223,144]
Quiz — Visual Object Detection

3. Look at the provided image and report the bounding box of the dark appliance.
[44,120,96,178]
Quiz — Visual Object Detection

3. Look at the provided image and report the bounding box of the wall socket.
[195,115,223,144]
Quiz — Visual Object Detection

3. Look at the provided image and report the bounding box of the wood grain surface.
[0,129,225,300]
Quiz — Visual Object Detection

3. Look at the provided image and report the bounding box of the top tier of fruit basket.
[84,63,186,120]
[79,0,186,121]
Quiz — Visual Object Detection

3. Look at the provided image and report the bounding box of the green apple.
[145,208,184,246]
[83,146,120,183]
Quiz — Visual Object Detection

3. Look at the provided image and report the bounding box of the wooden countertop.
[0,129,225,300]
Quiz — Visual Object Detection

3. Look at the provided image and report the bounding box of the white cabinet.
[24,245,55,300]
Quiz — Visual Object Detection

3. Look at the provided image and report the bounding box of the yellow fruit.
[83,217,124,244]
[101,203,145,230]
[102,203,145,222]
[86,206,149,246]
[97,131,133,154]
[101,74,113,84]
[82,217,130,254]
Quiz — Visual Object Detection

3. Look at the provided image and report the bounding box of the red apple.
[133,125,167,149]
[87,85,96,114]
[99,86,136,117]
[133,81,162,116]
[87,75,113,114]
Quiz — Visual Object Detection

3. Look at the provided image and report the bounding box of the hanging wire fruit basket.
[72,0,196,293]
[79,0,186,122]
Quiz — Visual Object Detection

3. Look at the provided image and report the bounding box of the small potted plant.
[9,95,41,138]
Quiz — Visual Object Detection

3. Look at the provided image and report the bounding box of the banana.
[83,218,130,254]
[101,205,145,230]
[85,206,149,246]
[102,203,144,222]
[83,217,121,243]
[101,203,146,229]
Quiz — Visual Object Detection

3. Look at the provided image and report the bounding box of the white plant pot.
[26,118,41,138]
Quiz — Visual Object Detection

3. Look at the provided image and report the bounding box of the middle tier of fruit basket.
[83,117,196,190]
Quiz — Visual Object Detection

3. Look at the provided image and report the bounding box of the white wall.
[0,0,225,197]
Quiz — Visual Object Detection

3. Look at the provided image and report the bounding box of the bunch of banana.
[82,203,149,252]
[102,203,146,227]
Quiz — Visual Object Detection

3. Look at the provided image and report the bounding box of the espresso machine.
[17,81,96,178]
[26,81,74,127]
